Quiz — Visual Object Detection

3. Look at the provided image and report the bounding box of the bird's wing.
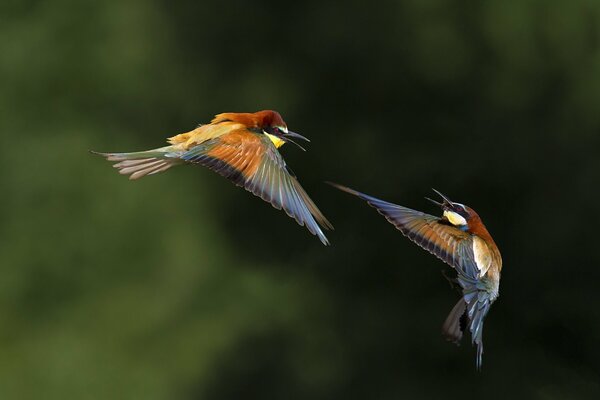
[329,183,474,271]
[329,183,493,368]
[179,129,333,245]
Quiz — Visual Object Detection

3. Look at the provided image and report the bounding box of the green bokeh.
[1,0,599,398]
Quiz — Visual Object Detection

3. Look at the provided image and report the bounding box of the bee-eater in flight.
[329,183,502,369]
[92,110,333,245]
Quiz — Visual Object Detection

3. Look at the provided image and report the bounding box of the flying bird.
[92,110,333,245]
[329,183,501,369]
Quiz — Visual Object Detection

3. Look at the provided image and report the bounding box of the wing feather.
[328,183,471,271]
[180,130,332,245]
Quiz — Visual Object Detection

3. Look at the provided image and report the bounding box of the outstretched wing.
[329,183,493,368]
[328,183,474,271]
[178,129,333,245]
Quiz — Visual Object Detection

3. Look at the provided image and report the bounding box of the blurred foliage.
[1,0,600,398]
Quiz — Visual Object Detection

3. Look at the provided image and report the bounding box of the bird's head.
[426,189,479,231]
[212,110,310,150]
[253,110,310,151]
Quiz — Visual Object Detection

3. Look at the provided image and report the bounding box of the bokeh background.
[2,0,600,398]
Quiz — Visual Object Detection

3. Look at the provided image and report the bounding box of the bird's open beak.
[282,130,310,151]
[284,130,310,142]
[425,189,454,209]
[425,197,443,207]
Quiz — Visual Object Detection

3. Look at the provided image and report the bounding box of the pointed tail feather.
[442,297,489,370]
[91,147,181,180]
[466,296,491,370]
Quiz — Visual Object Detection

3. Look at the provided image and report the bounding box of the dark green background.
[2,0,600,398]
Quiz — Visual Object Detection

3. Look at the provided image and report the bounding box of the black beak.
[284,130,310,142]
[282,130,310,151]
[425,196,443,207]
[425,188,454,209]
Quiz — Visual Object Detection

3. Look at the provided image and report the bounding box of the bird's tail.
[91,146,182,180]
[442,298,467,345]
[466,296,490,370]
[443,295,490,370]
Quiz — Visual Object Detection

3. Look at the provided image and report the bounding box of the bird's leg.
[441,269,460,291]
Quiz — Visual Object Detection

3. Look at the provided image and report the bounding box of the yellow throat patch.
[443,210,467,227]
[265,133,286,148]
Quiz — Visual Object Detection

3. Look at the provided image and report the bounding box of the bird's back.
[167,120,246,150]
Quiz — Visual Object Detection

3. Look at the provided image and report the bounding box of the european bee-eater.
[93,110,333,245]
[329,183,502,369]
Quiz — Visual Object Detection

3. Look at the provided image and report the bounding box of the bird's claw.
[441,269,460,291]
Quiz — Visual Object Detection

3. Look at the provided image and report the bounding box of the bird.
[92,110,333,245]
[328,183,502,369]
